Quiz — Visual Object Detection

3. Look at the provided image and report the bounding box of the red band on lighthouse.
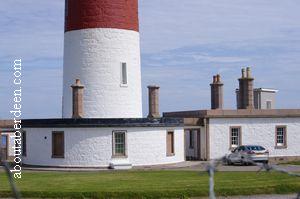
[65,0,139,32]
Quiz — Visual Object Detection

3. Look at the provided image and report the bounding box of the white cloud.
[141,38,300,112]
[0,0,64,60]
[191,54,250,63]
[140,0,300,53]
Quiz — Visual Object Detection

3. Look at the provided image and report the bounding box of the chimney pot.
[216,74,221,83]
[246,67,251,78]
[210,74,224,110]
[238,68,254,109]
[213,75,217,83]
[242,68,246,78]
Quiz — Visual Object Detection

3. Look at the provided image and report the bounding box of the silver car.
[226,145,269,165]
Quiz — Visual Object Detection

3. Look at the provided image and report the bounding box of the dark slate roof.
[22,117,183,128]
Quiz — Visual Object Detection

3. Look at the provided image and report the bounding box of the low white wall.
[22,127,184,167]
[209,117,300,159]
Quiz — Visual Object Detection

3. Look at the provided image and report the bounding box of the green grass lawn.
[0,170,299,198]
[280,161,300,166]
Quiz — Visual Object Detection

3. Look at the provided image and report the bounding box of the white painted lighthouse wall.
[209,117,300,159]
[62,28,142,118]
[22,127,184,167]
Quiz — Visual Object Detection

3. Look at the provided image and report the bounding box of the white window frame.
[276,126,287,148]
[120,62,128,87]
[230,127,241,149]
[112,131,127,157]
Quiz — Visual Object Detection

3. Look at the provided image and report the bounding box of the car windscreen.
[246,146,265,151]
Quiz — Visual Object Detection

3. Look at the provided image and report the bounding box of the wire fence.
[2,161,21,199]
[206,156,300,199]
[1,157,300,199]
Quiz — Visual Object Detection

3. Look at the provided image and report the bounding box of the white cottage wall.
[22,127,184,167]
[209,117,300,159]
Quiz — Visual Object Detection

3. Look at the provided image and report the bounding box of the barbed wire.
[206,156,300,199]
[2,161,21,199]
[1,157,300,199]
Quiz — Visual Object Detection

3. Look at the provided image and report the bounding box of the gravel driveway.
[136,161,300,173]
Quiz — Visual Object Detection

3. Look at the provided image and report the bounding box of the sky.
[0,0,300,119]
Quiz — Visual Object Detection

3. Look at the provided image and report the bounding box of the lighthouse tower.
[62,0,142,118]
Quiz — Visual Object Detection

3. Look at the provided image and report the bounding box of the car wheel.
[264,160,269,165]
[227,159,233,165]
[241,157,249,166]
[241,160,245,166]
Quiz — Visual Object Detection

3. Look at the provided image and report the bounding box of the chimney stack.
[237,67,254,109]
[71,79,85,118]
[210,74,224,110]
[147,85,160,119]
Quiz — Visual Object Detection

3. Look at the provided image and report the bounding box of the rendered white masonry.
[209,117,300,159]
[22,127,184,167]
[62,28,142,118]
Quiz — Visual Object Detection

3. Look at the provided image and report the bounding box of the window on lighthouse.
[121,62,128,85]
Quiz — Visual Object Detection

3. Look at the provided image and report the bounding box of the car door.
[236,146,246,162]
[230,147,241,163]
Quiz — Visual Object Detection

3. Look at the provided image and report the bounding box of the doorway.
[1,135,8,162]
[185,129,201,160]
